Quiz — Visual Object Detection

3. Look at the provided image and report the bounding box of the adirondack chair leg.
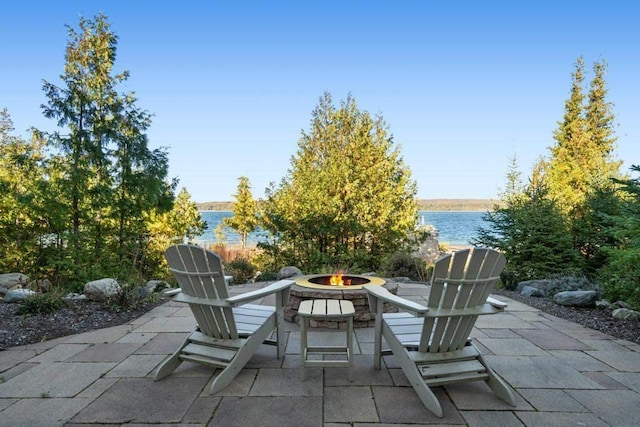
[383,326,444,418]
[210,319,275,394]
[372,297,384,370]
[479,354,517,406]
[154,335,190,380]
[276,307,285,359]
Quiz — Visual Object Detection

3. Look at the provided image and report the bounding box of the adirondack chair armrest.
[226,279,294,305]
[171,291,230,307]
[363,284,428,315]
[487,296,508,309]
[163,288,182,297]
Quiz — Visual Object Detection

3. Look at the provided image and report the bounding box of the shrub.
[382,252,428,282]
[106,284,157,311]
[255,271,279,282]
[225,257,256,284]
[16,293,67,316]
[499,269,519,290]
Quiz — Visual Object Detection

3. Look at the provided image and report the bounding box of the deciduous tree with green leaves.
[0,109,48,274]
[144,187,205,279]
[260,92,421,272]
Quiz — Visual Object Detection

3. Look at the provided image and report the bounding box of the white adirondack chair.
[154,244,292,394]
[364,248,516,417]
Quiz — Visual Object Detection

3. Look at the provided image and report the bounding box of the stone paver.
[0,361,115,397]
[70,376,209,424]
[104,354,166,377]
[486,355,605,389]
[514,411,609,427]
[512,329,591,350]
[249,367,322,396]
[567,389,640,426]
[0,349,37,372]
[586,350,640,372]
[460,410,524,427]
[516,389,587,412]
[325,386,379,423]
[209,396,322,427]
[372,385,464,424]
[1,282,639,426]
[0,397,92,427]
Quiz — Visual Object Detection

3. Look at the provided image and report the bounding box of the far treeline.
[197,199,497,212]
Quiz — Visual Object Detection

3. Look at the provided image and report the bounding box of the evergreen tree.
[499,153,524,201]
[472,181,579,288]
[545,57,621,217]
[586,59,619,166]
[546,57,591,214]
[599,165,640,309]
[260,92,420,272]
[41,14,120,267]
[40,14,172,281]
[223,176,258,250]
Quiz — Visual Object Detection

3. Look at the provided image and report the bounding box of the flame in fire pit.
[329,272,352,286]
[329,273,343,286]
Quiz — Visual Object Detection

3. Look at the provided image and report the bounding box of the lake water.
[197,211,489,247]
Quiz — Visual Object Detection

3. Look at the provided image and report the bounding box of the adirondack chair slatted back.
[421,248,506,353]
[165,244,239,340]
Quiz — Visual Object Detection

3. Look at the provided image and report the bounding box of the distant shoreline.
[196,198,497,212]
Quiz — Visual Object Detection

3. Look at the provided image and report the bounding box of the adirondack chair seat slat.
[154,244,292,394]
[365,248,517,418]
[179,354,229,368]
[182,343,239,362]
[418,359,487,378]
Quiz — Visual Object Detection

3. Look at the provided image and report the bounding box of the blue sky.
[2,2,639,202]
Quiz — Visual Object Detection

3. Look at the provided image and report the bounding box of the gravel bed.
[0,299,164,350]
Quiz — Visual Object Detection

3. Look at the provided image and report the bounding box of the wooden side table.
[298,299,355,381]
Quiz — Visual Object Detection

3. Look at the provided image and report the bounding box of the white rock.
[0,273,29,289]
[3,288,37,303]
[612,308,640,320]
[84,278,122,302]
[279,266,303,279]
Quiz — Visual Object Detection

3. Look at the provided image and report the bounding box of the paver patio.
[1,281,640,426]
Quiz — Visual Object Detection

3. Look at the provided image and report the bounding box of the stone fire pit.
[284,274,399,328]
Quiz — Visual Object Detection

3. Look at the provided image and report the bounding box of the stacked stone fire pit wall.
[285,281,399,328]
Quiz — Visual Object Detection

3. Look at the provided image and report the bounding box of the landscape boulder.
[0,273,30,290]
[520,285,545,298]
[28,279,52,293]
[64,292,87,300]
[3,288,37,303]
[84,278,122,302]
[554,290,597,308]
[516,279,553,295]
[612,308,640,320]
[278,266,302,279]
